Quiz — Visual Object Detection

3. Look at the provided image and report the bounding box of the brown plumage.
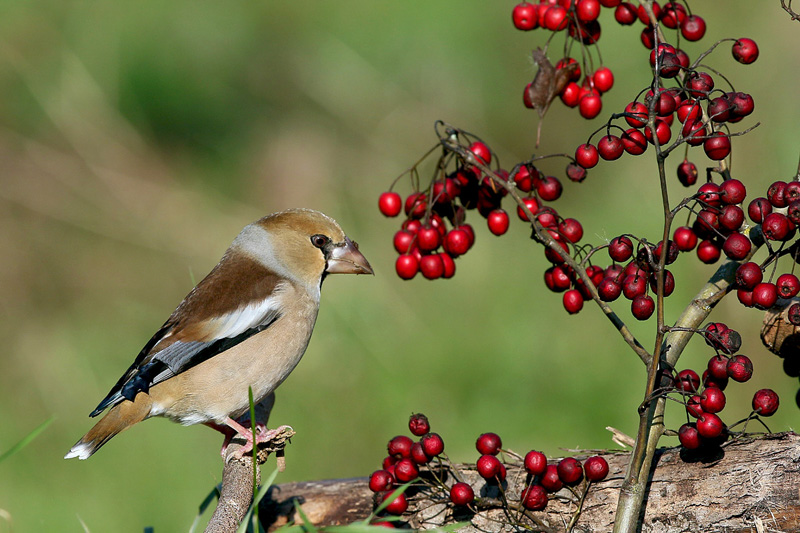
[66,209,372,460]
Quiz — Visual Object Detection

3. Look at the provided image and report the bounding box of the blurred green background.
[1,2,798,531]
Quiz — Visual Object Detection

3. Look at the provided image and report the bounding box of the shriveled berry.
[520,484,548,511]
[408,413,430,436]
[752,389,779,416]
[727,354,753,382]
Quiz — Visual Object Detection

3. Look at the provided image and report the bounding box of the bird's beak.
[326,237,374,275]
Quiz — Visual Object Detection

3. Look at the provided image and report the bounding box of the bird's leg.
[221,417,290,459]
[204,421,238,459]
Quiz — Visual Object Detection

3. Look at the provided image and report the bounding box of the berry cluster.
[663,322,781,451]
[367,415,609,522]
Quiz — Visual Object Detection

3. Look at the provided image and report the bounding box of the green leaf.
[0,417,54,464]
[365,482,412,522]
[189,484,221,533]
[293,499,319,533]
[236,465,281,533]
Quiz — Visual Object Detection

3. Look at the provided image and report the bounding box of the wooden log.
[257,433,800,532]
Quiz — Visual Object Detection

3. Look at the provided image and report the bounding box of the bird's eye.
[311,234,330,249]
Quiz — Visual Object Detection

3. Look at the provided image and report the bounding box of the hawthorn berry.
[722,232,751,260]
[777,273,800,298]
[369,470,395,492]
[592,66,614,92]
[700,387,726,414]
[420,254,445,280]
[421,433,445,457]
[382,492,408,515]
[680,14,706,41]
[379,192,403,217]
[696,413,725,439]
[686,395,704,419]
[512,2,538,30]
[707,355,729,381]
[598,135,624,160]
[676,369,700,393]
[450,482,475,506]
[598,277,623,301]
[408,413,430,436]
[732,38,759,64]
[476,432,503,455]
[719,179,747,205]
[678,423,701,449]
[540,464,563,492]
[747,197,773,223]
[520,484,548,511]
[575,143,600,168]
[579,92,603,119]
[563,289,584,314]
[557,457,583,485]
[621,128,648,155]
[727,354,753,382]
[388,435,414,459]
[703,132,731,160]
[752,389,779,416]
[476,454,502,480]
[583,456,609,482]
[631,294,655,320]
[677,160,698,187]
[752,282,778,309]
[609,235,634,262]
[673,226,698,251]
[410,442,430,465]
[696,240,721,264]
[524,450,548,476]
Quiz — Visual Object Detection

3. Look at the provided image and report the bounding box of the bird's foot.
[220,417,293,460]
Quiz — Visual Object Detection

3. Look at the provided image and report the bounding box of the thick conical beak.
[326,237,374,275]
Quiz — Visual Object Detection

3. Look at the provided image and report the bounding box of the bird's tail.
[64,396,152,460]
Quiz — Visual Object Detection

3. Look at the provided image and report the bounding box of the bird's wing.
[90,254,287,417]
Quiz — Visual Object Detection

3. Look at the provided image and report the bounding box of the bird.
[65,208,373,460]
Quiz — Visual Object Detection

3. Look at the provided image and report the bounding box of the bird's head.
[235,209,373,289]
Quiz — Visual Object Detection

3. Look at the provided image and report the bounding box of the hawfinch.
[65,208,372,460]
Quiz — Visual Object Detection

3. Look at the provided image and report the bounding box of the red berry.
[404,192,427,218]
[686,394,703,419]
[597,135,624,160]
[512,2,539,30]
[696,240,721,264]
[752,389,779,416]
[520,484,548,511]
[579,92,603,119]
[676,369,700,393]
[382,492,408,515]
[379,192,403,217]
[543,5,570,30]
[700,387,726,414]
[696,413,724,439]
[469,141,491,166]
[450,482,475,506]
[440,252,456,279]
[419,254,444,280]
[677,160,698,187]
[537,175,563,201]
[732,38,759,64]
[673,226,697,251]
[369,470,395,492]
[598,277,623,301]
[707,355,729,380]
[476,454,502,480]
[621,128,648,155]
[719,205,745,232]
[752,282,778,309]
[517,197,541,221]
[575,143,599,168]
[685,71,715,98]
[394,458,418,482]
[680,14,706,41]
[735,262,762,289]
[540,464,563,492]
[747,197,773,223]
[625,101,648,127]
[631,294,655,320]
[421,433,445,457]
[524,450,548,476]
[583,456,609,482]
[559,218,583,243]
[487,209,510,236]
[777,273,800,298]
[410,442,430,465]
[476,432,503,455]
[609,235,634,262]
[560,82,581,107]
[762,213,791,241]
[678,423,701,449]
[556,457,583,485]
[563,289,584,314]
[703,132,731,160]
[408,413,430,436]
[388,435,413,459]
[644,119,672,145]
[592,66,614,92]
[727,354,753,382]
[444,228,470,257]
[722,232,751,260]
[396,254,419,280]
[417,226,441,252]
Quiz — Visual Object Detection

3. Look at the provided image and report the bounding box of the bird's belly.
[147,311,316,425]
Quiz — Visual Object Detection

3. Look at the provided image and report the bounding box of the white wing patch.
[203,294,284,340]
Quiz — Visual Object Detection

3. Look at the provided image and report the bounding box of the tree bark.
[254,433,799,533]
